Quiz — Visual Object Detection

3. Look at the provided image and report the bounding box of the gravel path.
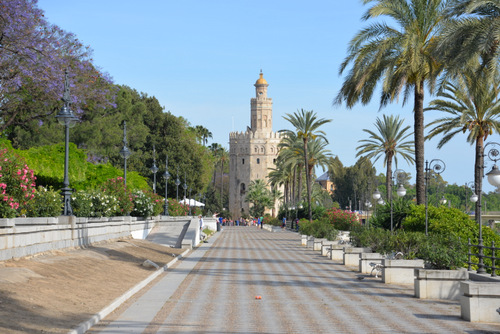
[94,227,500,333]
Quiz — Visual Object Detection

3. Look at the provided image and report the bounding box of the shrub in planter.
[417,234,467,269]
[350,226,395,254]
[299,219,337,240]
[263,215,281,226]
[25,186,62,217]
[324,208,360,231]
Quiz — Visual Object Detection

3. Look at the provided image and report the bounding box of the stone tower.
[228,71,281,219]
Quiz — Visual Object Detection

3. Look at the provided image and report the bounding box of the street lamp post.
[151,145,159,194]
[183,172,188,201]
[189,187,192,216]
[56,70,78,216]
[119,121,132,186]
[175,168,181,202]
[471,141,500,274]
[163,156,170,216]
[390,169,407,232]
[465,181,475,213]
[424,159,446,236]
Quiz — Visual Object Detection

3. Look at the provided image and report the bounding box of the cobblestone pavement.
[93,227,500,333]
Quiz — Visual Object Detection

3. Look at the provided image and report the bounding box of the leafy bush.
[263,215,281,226]
[71,190,119,217]
[167,199,189,216]
[417,234,467,269]
[350,227,395,254]
[131,190,159,217]
[0,147,37,218]
[101,177,133,215]
[324,208,360,230]
[299,219,338,240]
[371,197,412,230]
[25,186,62,217]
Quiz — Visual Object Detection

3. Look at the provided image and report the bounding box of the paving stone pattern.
[95,227,500,333]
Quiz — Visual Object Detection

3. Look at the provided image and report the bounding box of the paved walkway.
[91,227,500,333]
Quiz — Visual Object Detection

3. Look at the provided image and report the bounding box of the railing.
[467,238,500,277]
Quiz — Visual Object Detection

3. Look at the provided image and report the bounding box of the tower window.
[242,158,245,164]
[273,159,276,164]
[257,158,260,164]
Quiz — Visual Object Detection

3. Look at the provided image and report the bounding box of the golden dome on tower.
[255,72,268,85]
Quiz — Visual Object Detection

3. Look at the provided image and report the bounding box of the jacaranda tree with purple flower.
[0,0,116,132]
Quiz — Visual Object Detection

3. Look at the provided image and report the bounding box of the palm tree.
[335,0,447,205]
[245,179,273,217]
[305,138,333,201]
[437,0,500,81]
[281,109,332,221]
[356,114,415,199]
[426,69,500,222]
[278,131,305,212]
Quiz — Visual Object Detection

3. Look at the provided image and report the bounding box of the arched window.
[240,183,246,195]
[257,158,260,164]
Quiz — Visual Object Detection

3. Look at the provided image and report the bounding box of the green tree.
[335,0,447,205]
[277,131,305,212]
[357,114,415,199]
[426,69,500,222]
[437,0,500,81]
[245,179,273,217]
[282,109,332,221]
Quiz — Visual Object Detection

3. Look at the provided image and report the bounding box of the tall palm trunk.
[386,154,393,199]
[303,138,313,222]
[475,137,484,224]
[414,82,426,205]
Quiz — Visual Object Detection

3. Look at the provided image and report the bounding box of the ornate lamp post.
[188,187,192,216]
[119,121,132,185]
[470,141,500,274]
[150,145,159,194]
[424,159,446,236]
[56,70,78,216]
[175,168,181,201]
[163,155,170,216]
[390,169,407,232]
[183,172,188,201]
[465,181,475,213]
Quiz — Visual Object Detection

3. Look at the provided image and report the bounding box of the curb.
[68,248,191,334]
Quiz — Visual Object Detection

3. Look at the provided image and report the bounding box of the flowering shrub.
[101,177,133,215]
[72,190,119,217]
[167,199,189,216]
[131,190,154,217]
[25,186,62,217]
[0,148,37,218]
[324,208,360,231]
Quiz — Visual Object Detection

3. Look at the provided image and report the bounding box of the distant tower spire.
[251,71,272,132]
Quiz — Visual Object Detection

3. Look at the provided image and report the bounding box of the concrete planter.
[313,238,327,251]
[301,235,308,246]
[460,281,500,323]
[343,247,372,267]
[382,259,424,284]
[359,253,384,274]
[321,241,337,257]
[306,237,315,249]
[330,245,347,261]
[414,268,468,300]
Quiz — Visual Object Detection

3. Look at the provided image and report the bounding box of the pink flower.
[16,170,21,175]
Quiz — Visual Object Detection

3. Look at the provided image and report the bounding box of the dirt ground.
[0,238,188,334]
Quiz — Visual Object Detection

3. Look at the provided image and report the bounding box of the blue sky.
[37,0,499,193]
